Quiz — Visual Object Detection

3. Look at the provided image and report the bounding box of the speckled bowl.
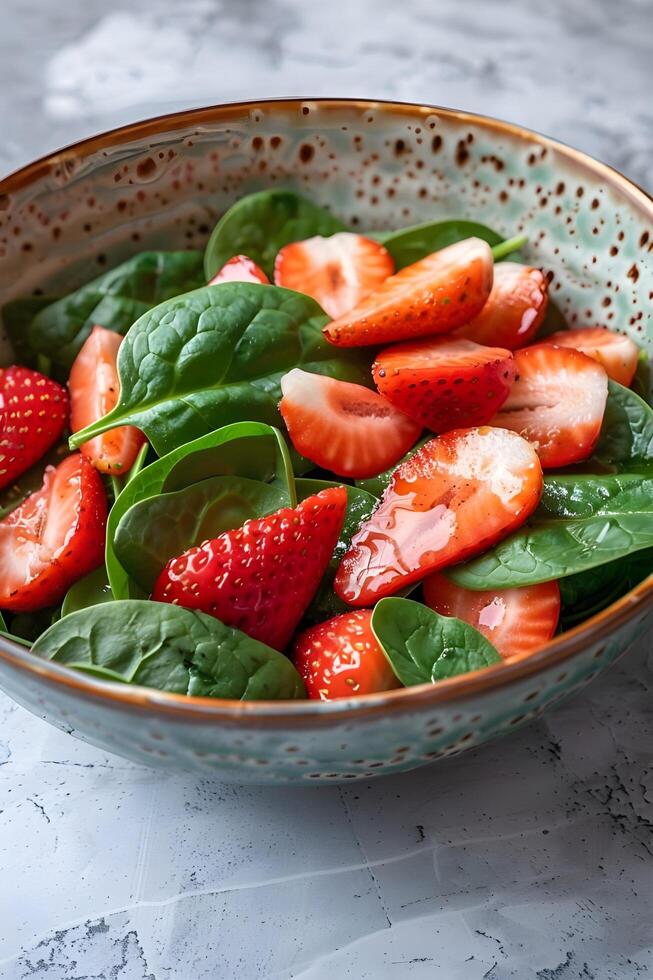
[0,99,651,783]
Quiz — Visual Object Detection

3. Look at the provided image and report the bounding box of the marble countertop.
[1,1,652,977]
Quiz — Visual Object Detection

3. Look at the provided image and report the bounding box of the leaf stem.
[111,475,124,501]
[492,235,528,261]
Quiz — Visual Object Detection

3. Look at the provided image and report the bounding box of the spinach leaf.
[69,283,370,457]
[204,190,347,280]
[559,548,653,627]
[1,296,59,367]
[450,473,653,590]
[29,251,206,375]
[631,350,651,406]
[592,380,653,473]
[376,220,504,269]
[371,597,500,687]
[105,422,295,600]
[114,476,288,593]
[355,437,429,498]
[7,608,60,644]
[535,298,568,338]
[32,600,306,700]
[296,479,378,624]
[61,567,113,617]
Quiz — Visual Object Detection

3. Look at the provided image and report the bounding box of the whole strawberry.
[0,366,69,491]
[152,486,347,650]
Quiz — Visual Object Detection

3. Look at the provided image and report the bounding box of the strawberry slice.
[208,254,269,286]
[423,573,560,660]
[0,367,68,492]
[274,232,394,319]
[279,369,421,479]
[372,337,515,432]
[152,486,347,650]
[545,327,639,387]
[0,453,107,612]
[323,238,494,348]
[334,427,542,606]
[293,609,400,700]
[493,344,609,468]
[69,326,146,475]
[455,262,548,350]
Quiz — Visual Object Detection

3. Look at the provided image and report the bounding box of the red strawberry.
[493,344,609,468]
[0,367,68,492]
[545,327,639,388]
[152,486,347,650]
[334,427,542,606]
[0,453,107,612]
[423,573,560,660]
[208,254,269,286]
[293,609,400,700]
[274,232,394,319]
[69,326,146,475]
[279,369,421,479]
[372,337,515,432]
[454,262,548,350]
[323,237,494,347]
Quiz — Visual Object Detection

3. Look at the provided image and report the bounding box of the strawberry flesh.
[208,255,269,286]
[454,262,548,350]
[274,232,394,319]
[0,453,107,612]
[373,336,515,432]
[0,367,69,492]
[334,427,542,606]
[152,486,347,650]
[545,327,639,388]
[279,368,421,479]
[323,237,494,347]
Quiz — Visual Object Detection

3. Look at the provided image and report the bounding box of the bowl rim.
[0,96,652,727]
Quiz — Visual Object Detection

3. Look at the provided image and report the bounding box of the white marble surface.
[1,1,652,977]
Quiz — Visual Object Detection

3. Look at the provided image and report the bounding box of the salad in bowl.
[1,187,651,706]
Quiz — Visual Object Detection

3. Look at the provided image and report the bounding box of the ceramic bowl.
[0,99,651,784]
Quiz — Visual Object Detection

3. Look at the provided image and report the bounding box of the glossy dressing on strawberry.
[335,427,543,606]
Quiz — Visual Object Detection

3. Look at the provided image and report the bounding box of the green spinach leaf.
[204,190,347,280]
[559,547,653,627]
[535,298,568,338]
[296,479,378,624]
[105,422,295,600]
[32,600,306,700]
[1,296,59,367]
[69,283,370,457]
[376,220,504,269]
[114,476,288,593]
[450,473,653,590]
[371,597,500,687]
[29,251,206,374]
[631,350,651,406]
[591,380,653,473]
[61,567,114,617]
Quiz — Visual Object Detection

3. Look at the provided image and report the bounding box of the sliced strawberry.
[0,453,107,612]
[493,344,609,468]
[274,232,394,319]
[455,262,548,350]
[334,427,542,606]
[152,486,347,650]
[323,238,494,348]
[0,367,68,492]
[69,326,146,475]
[293,609,400,700]
[545,327,639,388]
[423,573,560,660]
[372,337,515,432]
[279,369,421,479]
[208,254,269,286]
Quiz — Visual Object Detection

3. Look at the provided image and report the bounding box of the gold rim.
[1,97,652,727]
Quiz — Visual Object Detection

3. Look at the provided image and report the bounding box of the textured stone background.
[1,1,652,978]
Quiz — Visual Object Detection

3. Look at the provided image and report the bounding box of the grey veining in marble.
[1,0,652,977]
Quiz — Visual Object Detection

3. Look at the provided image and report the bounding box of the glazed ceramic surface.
[0,99,651,783]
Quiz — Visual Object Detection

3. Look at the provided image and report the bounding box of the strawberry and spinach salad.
[0,189,651,702]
